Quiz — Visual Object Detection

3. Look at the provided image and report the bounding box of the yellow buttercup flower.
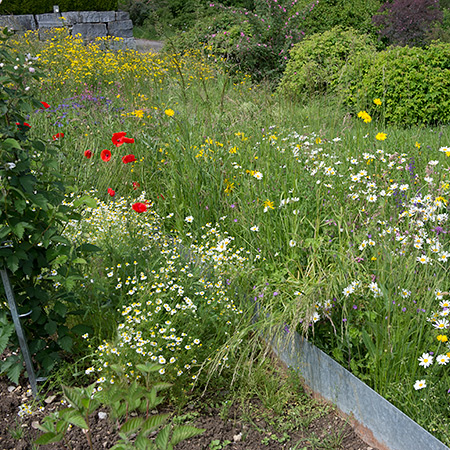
[165,109,175,117]
[437,334,448,342]
[375,132,387,141]
[373,98,382,106]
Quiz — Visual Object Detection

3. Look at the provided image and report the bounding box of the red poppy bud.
[132,202,147,213]
[107,188,116,197]
[101,149,111,162]
[40,101,50,109]
[84,150,92,159]
[16,122,31,129]
[122,154,136,164]
[132,182,140,190]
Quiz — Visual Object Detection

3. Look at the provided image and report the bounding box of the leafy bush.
[293,0,382,40]
[176,0,319,81]
[277,26,377,98]
[372,0,443,47]
[0,31,91,382]
[347,42,450,125]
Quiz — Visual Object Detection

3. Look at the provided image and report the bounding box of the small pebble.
[98,411,108,420]
[233,432,242,442]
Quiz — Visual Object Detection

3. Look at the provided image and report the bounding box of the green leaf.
[6,254,19,273]
[136,363,160,374]
[19,174,36,193]
[32,139,45,152]
[154,425,170,450]
[66,411,89,429]
[2,138,21,150]
[34,432,65,445]
[11,222,28,239]
[141,414,169,435]
[53,301,68,317]
[77,243,102,253]
[44,320,57,335]
[58,335,73,352]
[6,360,21,385]
[62,386,84,410]
[170,425,205,446]
[135,433,152,450]
[0,226,10,240]
[73,196,98,209]
[152,382,172,392]
[0,321,14,355]
[120,417,144,434]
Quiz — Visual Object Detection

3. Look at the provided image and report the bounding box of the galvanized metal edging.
[266,329,449,450]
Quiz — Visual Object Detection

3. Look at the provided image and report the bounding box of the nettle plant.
[209,0,319,79]
[0,30,89,382]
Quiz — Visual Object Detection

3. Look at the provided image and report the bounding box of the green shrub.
[277,26,376,98]
[0,0,118,15]
[347,42,450,125]
[294,0,382,41]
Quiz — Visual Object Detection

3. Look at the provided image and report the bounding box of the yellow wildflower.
[357,111,372,123]
[375,132,387,141]
[373,98,382,106]
[165,109,175,117]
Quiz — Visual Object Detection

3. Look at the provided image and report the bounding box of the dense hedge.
[278,26,376,97]
[0,0,118,15]
[347,42,450,125]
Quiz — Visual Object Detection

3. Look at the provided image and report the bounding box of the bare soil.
[0,376,377,450]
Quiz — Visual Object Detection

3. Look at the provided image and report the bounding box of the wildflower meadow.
[1,13,450,447]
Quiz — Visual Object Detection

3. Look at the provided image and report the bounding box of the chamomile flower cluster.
[66,195,248,383]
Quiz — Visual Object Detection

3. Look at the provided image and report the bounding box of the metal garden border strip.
[267,330,449,450]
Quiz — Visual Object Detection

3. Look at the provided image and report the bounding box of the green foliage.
[277,26,376,98]
[294,0,382,40]
[0,31,92,380]
[36,364,205,450]
[347,42,450,125]
[0,0,118,14]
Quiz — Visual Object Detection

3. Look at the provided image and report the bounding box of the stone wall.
[0,10,136,49]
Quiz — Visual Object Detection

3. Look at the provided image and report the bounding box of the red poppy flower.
[132,182,140,190]
[107,188,116,197]
[16,122,31,129]
[40,101,50,109]
[101,149,111,162]
[84,150,92,159]
[112,132,134,147]
[132,202,147,213]
[52,133,64,140]
[122,154,136,164]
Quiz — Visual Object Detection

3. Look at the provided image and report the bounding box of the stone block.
[59,11,80,26]
[107,20,133,38]
[36,13,63,29]
[78,11,116,23]
[116,11,131,21]
[72,23,107,40]
[0,14,37,31]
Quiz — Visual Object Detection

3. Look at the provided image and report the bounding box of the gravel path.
[135,39,164,53]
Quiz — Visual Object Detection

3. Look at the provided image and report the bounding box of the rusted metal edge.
[266,330,449,450]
